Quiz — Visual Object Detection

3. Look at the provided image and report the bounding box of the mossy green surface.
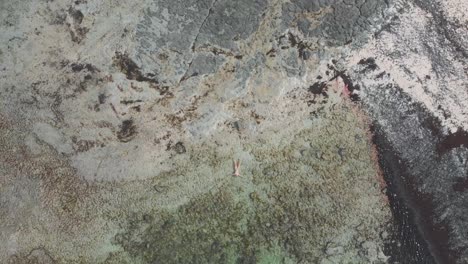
[110,103,388,263]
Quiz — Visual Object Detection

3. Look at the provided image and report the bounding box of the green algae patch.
[1,90,391,263]
[114,188,275,263]
[111,100,390,263]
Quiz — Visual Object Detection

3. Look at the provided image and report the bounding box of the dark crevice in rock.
[178,0,219,84]
[308,82,326,95]
[437,128,468,156]
[98,93,106,104]
[67,7,88,43]
[120,99,143,105]
[172,141,186,154]
[329,70,360,101]
[196,44,239,58]
[190,0,219,52]
[178,59,196,83]
[113,52,159,84]
[284,32,313,60]
[70,62,99,73]
[306,81,328,105]
[358,57,378,72]
[68,7,83,24]
[116,119,137,143]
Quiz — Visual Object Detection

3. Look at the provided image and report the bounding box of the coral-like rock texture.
[1,0,467,263]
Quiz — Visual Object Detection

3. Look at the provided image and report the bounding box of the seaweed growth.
[112,103,389,263]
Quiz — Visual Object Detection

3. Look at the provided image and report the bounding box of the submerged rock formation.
[0,0,466,263]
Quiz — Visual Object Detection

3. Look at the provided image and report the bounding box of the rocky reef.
[1,0,467,263]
